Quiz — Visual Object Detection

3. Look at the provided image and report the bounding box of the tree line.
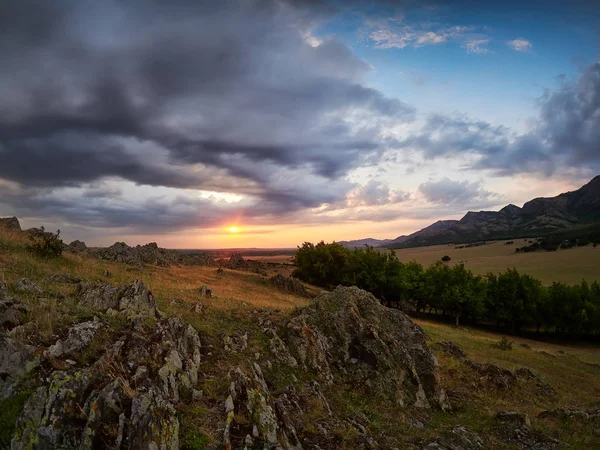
[293,241,600,337]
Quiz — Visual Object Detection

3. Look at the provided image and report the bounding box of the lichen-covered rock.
[270,274,309,297]
[46,317,104,359]
[11,316,201,449]
[224,363,303,450]
[0,337,40,398]
[77,279,159,316]
[0,216,21,230]
[0,298,28,332]
[50,273,82,284]
[538,407,600,422]
[283,286,448,409]
[12,278,43,295]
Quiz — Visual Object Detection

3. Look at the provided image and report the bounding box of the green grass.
[394,239,600,284]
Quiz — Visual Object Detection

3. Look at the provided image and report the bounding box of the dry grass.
[416,318,600,409]
[395,240,600,284]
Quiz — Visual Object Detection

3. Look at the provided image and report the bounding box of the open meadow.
[394,240,600,285]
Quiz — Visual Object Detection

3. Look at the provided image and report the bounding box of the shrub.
[441,255,451,262]
[27,227,63,258]
[496,336,514,350]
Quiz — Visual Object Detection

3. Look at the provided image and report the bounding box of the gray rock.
[0,216,21,230]
[77,279,159,316]
[46,318,103,359]
[12,278,43,295]
[50,273,82,284]
[0,337,40,398]
[425,426,484,449]
[496,411,531,428]
[0,298,28,332]
[66,240,88,253]
[269,274,309,297]
[284,286,448,409]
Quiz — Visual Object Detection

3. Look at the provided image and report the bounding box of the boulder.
[77,279,158,316]
[0,337,40,399]
[226,253,247,269]
[283,286,448,409]
[66,240,88,253]
[46,317,104,359]
[270,274,309,297]
[0,216,21,230]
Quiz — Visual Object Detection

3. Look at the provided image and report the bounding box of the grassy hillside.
[1,225,599,448]
[394,239,600,284]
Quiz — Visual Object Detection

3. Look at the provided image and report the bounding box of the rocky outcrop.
[431,341,467,359]
[11,314,201,449]
[46,317,104,359]
[0,298,28,332]
[538,407,600,422]
[76,279,159,316]
[270,274,309,297]
[224,363,303,450]
[0,216,21,230]
[282,286,448,409]
[66,239,88,253]
[94,241,214,267]
[424,426,484,449]
[226,253,248,270]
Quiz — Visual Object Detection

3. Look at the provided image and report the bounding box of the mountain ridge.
[346,176,600,249]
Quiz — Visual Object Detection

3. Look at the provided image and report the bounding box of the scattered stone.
[464,359,516,389]
[0,216,21,230]
[269,274,309,297]
[199,285,212,298]
[538,407,600,422]
[223,332,248,352]
[431,341,467,359]
[496,411,531,428]
[12,278,43,295]
[283,286,448,409]
[216,267,225,274]
[50,273,82,284]
[425,426,484,449]
[103,270,112,278]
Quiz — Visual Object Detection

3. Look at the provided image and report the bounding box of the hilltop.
[381,175,600,248]
[1,221,599,449]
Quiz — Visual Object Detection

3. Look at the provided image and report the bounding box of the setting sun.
[228,226,240,233]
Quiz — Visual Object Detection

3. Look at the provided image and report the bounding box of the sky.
[0,0,599,249]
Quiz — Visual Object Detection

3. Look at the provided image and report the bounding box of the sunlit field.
[394,240,600,284]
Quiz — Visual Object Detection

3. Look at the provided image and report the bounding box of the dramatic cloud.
[507,38,532,52]
[419,178,499,206]
[0,0,415,230]
[345,180,410,207]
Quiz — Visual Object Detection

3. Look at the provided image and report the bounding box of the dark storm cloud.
[400,61,600,176]
[0,0,416,229]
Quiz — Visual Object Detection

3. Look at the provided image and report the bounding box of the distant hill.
[337,237,397,249]
[384,175,600,248]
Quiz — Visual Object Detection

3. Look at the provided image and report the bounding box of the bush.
[441,255,451,262]
[496,336,514,350]
[27,227,63,258]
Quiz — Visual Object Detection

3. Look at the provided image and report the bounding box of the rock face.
[282,286,447,409]
[11,314,202,449]
[93,241,214,267]
[0,216,21,230]
[270,274,309,297]
[77,279,159,316]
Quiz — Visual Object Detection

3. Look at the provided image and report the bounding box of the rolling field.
[394,240,600,284]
